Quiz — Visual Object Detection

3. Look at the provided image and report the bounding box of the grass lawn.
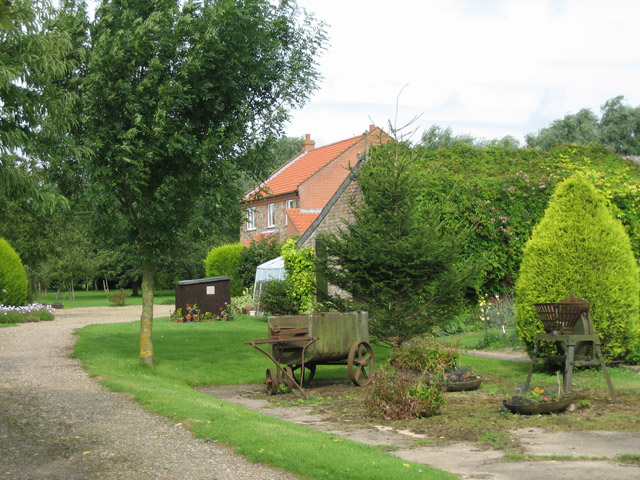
[34,289,175,308]
[73,316,456,480]
[73,316,640,478]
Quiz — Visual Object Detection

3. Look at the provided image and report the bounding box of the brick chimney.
[369,124,375,132]
[301,133,315,152]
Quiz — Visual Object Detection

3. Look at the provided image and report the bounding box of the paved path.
[0,305,299,480]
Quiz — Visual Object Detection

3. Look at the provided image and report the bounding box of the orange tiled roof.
[242,231,277,246]
[287,209,320,235]
[245,134,364,200]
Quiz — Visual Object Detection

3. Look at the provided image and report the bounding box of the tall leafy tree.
[76,0,326,365]
[526,96,640,154]
[421,124,520,150]
[0,0,75,216]
[598,95,640,155]
[525,108,600,150]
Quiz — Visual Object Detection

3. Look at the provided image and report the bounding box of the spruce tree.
[322,142,480,347]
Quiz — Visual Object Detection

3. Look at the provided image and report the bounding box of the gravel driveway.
[0,305,299,480]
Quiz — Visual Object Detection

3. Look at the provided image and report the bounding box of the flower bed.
[0,303,55,324]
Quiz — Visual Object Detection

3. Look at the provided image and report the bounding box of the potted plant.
[185,303,200,321]
[170,308,183,322]
[443,366,483,391]
[219,302,233,321]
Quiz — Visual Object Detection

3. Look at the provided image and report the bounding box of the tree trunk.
[132,282,139,297]
[139,258,155,366]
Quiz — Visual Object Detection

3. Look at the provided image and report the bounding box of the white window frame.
[246,207,256,231]
[285,200,294,226]
[267,203,275,227]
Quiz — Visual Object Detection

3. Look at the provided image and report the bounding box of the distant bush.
[0,238,28,306]
[364,367,445,419]
[107,290,130,306]
[204,243,244,296]
[259,279,300,315]
[237,237,281,290]
[230,290,254,316]
[516,175,639,359]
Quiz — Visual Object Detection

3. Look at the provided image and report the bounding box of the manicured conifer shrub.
[0,238,28,306]
[515,175,639,359]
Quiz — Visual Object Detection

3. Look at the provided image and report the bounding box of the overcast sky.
[286,0,640,147]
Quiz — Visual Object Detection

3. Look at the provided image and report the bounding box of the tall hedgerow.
[204,243,244,296]
[0,238,28,306]
[515,174,639,359]
[415,143,640,295]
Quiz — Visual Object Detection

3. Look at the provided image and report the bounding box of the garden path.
[0,305,299,480]
[203,383,640,480]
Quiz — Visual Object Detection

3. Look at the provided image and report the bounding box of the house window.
[246,207,256,231]
[285,200,294,226]
[267,203,275,227]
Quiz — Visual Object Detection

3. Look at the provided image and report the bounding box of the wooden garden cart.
[246,311,375,398]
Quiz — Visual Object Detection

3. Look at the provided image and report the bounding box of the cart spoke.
[348,341,375,386]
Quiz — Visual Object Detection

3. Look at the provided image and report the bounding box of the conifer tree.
[516,174,639,358]
[322,142,480,347]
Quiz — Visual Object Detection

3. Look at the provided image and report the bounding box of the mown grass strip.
[34,289,175,308]
[73,316,455,480]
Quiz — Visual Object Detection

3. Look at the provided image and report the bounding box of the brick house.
[240,125,389,245]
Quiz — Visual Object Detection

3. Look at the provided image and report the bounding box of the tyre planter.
[446,376,483,392]
[503,396,573,415]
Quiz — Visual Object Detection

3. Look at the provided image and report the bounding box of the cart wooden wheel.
[265,368,281,395]
[283,366,295,392]
[348,341,375,386]
[292,364,316,386]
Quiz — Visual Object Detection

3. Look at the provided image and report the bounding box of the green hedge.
[515,175,639,359]
[412,143,640,294]
[0,238,28,306]
[204,243,244,296]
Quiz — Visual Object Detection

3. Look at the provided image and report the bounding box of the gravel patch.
[0,305,299,480]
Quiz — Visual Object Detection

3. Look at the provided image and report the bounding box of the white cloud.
[288,0,640,146]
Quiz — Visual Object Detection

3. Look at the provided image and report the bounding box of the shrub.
[204,243,244,296]
[237,237,281,290]
[281,238,314,313]
[0,238,28,306]
[107,290,130,306]
[364,367,445,420]
[259,279,300,315]
[230,289,255,316]
[515,175,640,359]
[390,337,458,373]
